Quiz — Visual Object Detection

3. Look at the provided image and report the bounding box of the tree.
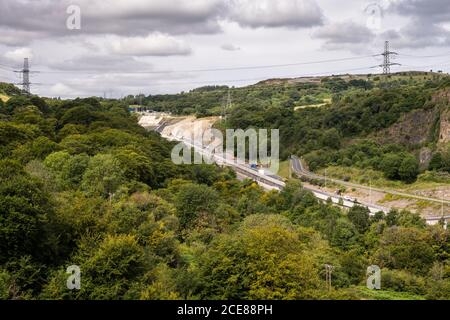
[113,147,156,187]
[386,209,399,226]
[330,218,359,250]
[0,122,38,149]
[374,227,435,275]
[381,269,426,295]
[30,96,49,114]
[81,154,125,198]
[81,235,144,289]
[280,179,309,210]
[0,160,58,265]
[44,151,71,173]
[60,105,95,126]
[195,215,322,299]
[189,164,220,186]
[347,205,371,233]
[380,153,402,180]
[106,193,179,263]
[321,128,341,149]
[12,136,60,164]
[397,210,427,228]
[339,249,368,285]
[60,153,90,188]
[4,96,31,114]
[174,183,219,229]
[398,155,419,183]
[429,153,443,171]
[42,235,145,300]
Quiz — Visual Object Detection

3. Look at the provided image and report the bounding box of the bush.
[381,269,426,295]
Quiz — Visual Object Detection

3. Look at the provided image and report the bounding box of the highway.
[291,156,450,205]
[291,156,450,224]
[160,131,390,215]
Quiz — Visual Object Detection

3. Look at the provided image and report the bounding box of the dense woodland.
[0,77,449,300]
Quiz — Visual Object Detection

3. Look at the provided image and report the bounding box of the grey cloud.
[385,0,450,48]
[314,21,375,45]
[228,0,323,29]
[381,23,449,49]
[221,44,241,51]
[0,0,225,43]
[0,0,325,47]
[46,55,154,72]
[43,71,198,98]
[390,0,450,23]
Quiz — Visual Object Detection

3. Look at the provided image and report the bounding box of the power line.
[0,62,16,71]
[0,65,15,72]
[1,50,450,79]
[35,65,377,88]
[125,65,378,88]
[398,52,450,59]
[400,59,450,69]
[31,54,380,75]
[0,74,17,82]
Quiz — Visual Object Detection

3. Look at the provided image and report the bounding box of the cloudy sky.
[0,0,449,98]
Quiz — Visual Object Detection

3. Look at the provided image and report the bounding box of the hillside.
[133,72,450,173]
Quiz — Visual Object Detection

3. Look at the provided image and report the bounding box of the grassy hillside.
[0,82,23,97]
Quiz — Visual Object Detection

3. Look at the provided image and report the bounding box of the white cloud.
[109,33,192,56]
[48,83,80,97]
[4,47,33,63]
[0,28,40,47]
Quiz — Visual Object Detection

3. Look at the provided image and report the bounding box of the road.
[291,156,449,223]
[160,131,390,215]
[291,156,450,205]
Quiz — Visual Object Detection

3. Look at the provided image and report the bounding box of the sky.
[0,0,449,98]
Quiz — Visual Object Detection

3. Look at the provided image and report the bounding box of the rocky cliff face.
[439,109,450,144]
[433,88,450,144]
[373,107,438,146]
[372,88,449,147]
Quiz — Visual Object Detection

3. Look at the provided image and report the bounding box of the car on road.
[343,196,358,203]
